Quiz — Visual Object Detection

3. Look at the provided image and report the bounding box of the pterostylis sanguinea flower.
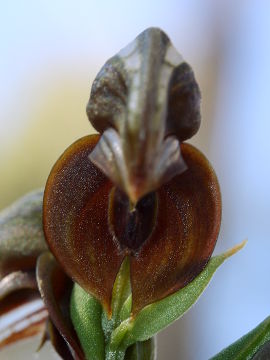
[1,28,245,360]
[43,27,221,316]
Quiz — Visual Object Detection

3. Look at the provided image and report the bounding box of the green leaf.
[119,295,132,323]
[110,241,246,350]
[211,316,270,360]
[0,189,47,278]
[103,257,131,345]
[111,257,131,325]
[253,340,270,359]
[70,283,105,360]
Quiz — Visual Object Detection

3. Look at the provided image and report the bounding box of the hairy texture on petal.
[44,136,220,317]
[0,189,47,279]
[130,143,221,315]
[36,252,85,360]
[43,135,125,314]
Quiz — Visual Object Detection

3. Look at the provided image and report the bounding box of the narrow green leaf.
[253,340,270,359]
[70,283,105,360]
[120,295,132,323]
[103,257,131,345]
[111,257,131,325]
[211,316,270,360]
[0,189,47,278]
[111,241,246,350]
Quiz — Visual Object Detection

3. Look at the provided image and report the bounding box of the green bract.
[211,316,270,360]
[70,283,105,360]
[70,242,246,360]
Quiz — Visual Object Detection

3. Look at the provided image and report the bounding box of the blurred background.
[1,0,270,359]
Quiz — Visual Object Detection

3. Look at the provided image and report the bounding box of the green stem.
[105,337,156,360]
[124,338,156,360]
[107,318,133,352]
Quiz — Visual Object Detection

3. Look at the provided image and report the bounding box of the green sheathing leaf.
[111,257,131,325]
[103,257,131,345]
[120,295,132,323]
[252,340,270,359]
[211,316,270,360]
[0,189,47,277]
[110,241,246,351]
[70,283,105,360]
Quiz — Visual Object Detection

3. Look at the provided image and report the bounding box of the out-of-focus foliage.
[211,316,270,360]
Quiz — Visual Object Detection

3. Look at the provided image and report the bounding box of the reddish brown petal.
[130,143,221,315]
[44,135,220,317]
[43,135,125,314]
[36,252,85,359]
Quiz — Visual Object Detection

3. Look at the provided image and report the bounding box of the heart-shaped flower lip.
[43,134,221,316]
[43,28,221,317]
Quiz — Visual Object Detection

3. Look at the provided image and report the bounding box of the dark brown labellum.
[43,135,124,314]
[43,134,221,315]
[108,188,158,254]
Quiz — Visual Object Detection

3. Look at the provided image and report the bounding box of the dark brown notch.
[108,188,158,254]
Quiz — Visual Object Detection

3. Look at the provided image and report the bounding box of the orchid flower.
[0,28,248,360]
